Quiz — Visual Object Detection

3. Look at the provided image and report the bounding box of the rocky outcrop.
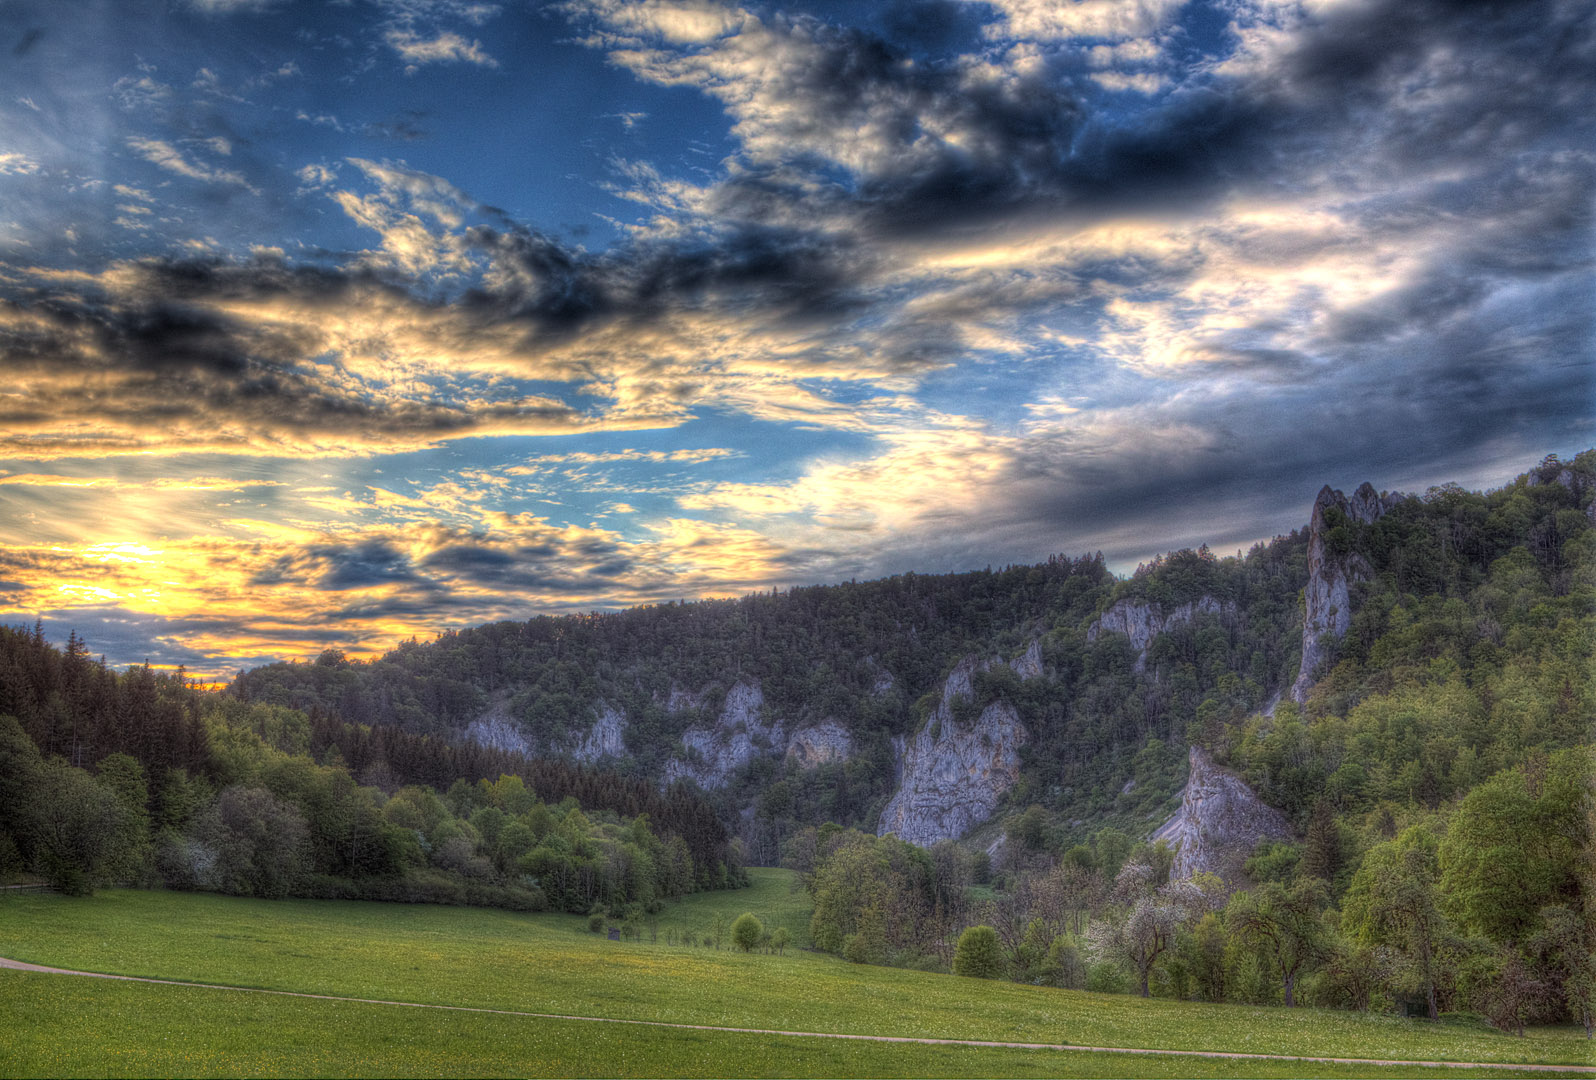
[785,722,852,768]
[877,655,1033,847]
[1291,482,1403,702]
[1009,639,1044,680]
[1152,746,1293,882]
[464,696,533,756]
[1088,596,1228,673]
[663,680,784,789]
[572,702,627,764]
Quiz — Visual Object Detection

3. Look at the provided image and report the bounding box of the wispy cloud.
[126,136,255,191]
[384,29,499,72]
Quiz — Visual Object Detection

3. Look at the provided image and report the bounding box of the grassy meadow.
[0,870,1590,1078]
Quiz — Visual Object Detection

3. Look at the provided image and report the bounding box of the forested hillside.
[0,626,743,910]
[229,539,1316,848]
[226,454,1592,861]
[1,450,1589,1031]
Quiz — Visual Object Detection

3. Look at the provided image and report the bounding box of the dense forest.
[0,626,743,913]
[1,450,1590,1032]
[784,452,1594,1032]
[228,538,1314,845]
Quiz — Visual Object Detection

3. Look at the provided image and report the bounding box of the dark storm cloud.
[306,538,419,590]
[418,537,639,592]
[460,216,870,341]
[7,0,1579,464]
[636,0,1595,244]
[0,256,601,457]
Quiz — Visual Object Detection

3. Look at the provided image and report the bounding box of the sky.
[0,0,1590,679]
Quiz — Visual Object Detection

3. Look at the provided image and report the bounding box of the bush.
[731,912,764,952]
[952,925,1004,978]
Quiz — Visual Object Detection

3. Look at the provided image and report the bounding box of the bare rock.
[663,680,784,789]
[786,722,852,768]
[464,701,533,757]
[1088,596,1229,673]
[877,656,1028,847]
[1152,746,1293,882]
[1291,482,1404,702]
[1009,639,1044,680]
[572,702,628,764]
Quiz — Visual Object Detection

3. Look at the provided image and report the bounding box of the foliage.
[952,925,1004,979]
[1226,879,1332,1007]
[4,449,1593,1033]
[1342,827,1453,1020]
[731,911,763,952]
[0,629,740,910]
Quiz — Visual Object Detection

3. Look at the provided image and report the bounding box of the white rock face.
[1088,596,1227,673]
[876,656,1029,847]
[785,721,852,768]
[1152,746,1293,881]
[572,702,628,763]
[1009,639,1044,680]
[464,707,533,756]
[1290,482,1404,703]
[663,680,784,789]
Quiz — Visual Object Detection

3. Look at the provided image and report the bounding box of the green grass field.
[0,871,1589,1078]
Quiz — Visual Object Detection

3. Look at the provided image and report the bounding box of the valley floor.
[0,871,1589,1079]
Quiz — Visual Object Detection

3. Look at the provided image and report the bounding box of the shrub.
[731,911,763,952]
[952,925,1003,978]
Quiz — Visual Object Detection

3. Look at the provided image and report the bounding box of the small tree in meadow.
[771,926,791,955]
[953,925,1004,978]
[843,904,887,964]
[732,912,763,952]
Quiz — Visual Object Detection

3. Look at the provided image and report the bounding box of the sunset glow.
[0,0,1589,678]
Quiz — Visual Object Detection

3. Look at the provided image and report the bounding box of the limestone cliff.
[1010,638,1044,680]
[1291,482,1404,702]
[1152,746,1293,881]
[785,721,852,768]
[663,681,785,789]
[876,651,1035,847]
[1088,596,1228,673]
[464,693,534,755]
[572,702,628,764]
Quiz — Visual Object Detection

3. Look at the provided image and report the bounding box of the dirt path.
[3,955,1591,1074]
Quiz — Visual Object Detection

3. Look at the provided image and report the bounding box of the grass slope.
[0,872,1588,1077]
[0,971,1556,1080]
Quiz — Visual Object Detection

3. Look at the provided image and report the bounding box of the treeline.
[0,625,744,910]
[794,745,1592,1034]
